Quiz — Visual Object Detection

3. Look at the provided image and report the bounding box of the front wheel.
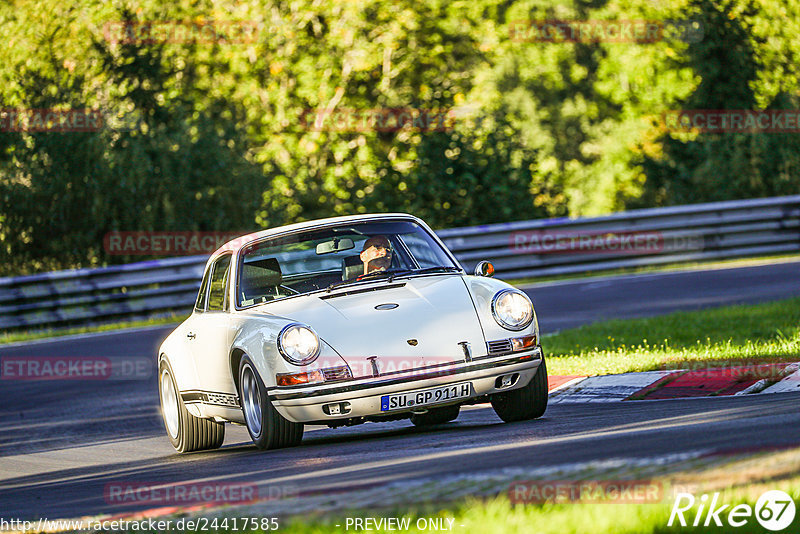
[159,358,225,453]
[490,358,548,423]
[239,356,304,450]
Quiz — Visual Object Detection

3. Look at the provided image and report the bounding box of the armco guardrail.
[1,195,799,331]
[440,194,800,279]
[0,257,205,331]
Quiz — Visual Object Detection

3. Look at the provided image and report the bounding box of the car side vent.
[487,339,513,354]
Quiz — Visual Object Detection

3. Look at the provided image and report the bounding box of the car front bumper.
[269,346,544,423]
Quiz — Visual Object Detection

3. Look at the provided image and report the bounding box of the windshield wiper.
[376,266,461,281]
[408,266,461,275]
[326,266,460,292]
[326,270,398,293]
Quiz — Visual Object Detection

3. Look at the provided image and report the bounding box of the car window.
[237,219,458,307]
[398,232,444,268]
[207,254,232,311]
[194,266,211,311]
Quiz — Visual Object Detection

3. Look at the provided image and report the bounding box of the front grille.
[487,339,513,354]
[323,366,353,382]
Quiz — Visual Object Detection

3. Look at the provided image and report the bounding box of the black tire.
[159,358,225,453]
[239,356,304,450]
[410,404,461,426]
[490,358,548,423]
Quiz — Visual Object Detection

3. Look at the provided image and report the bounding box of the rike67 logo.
[669,490,796,531]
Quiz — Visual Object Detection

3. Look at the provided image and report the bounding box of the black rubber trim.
[268,350,541,401]
[274,358,467,392]
[183,400,241,408]
[180,390,240,408]
[268,348,541,393]
[319,283,406,300]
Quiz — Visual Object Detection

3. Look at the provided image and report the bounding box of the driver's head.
[360,235,392,273]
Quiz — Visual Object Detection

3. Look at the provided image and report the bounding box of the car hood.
[257,275,486,378]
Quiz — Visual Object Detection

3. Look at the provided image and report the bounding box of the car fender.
[460,275,539,341]
[229,313,348,394]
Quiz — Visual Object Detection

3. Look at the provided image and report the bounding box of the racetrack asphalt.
[1,260,799,520]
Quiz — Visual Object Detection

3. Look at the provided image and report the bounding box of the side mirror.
[474,261,495,277]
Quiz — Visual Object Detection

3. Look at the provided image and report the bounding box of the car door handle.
[187,332,196,340]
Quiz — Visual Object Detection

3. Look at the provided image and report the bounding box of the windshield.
[236,219,459,307]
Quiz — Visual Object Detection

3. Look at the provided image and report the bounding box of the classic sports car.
[158,214,547,453]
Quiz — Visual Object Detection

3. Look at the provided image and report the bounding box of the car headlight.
[277,323,321,365]
[491,289,534,331]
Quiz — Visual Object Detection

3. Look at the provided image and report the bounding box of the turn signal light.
[276,370,324,386]
[510,335,537,351]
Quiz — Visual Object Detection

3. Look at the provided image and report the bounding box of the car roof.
[211,213,423,257]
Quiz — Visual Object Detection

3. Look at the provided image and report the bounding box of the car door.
[188,253,237,399]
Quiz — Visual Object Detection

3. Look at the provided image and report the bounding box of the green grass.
[278,498,670,534]
[244,447,800,533]
[0,313,186,345]
[544,297,800,376]
[275,495,798,534]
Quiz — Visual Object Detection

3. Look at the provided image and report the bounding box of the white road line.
[548,371,676,403]
[548,376,587,394]
[759,363,800,394]
[0,324,176,349]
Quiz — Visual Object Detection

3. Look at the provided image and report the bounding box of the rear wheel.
[490,358,548,423]
[410,404,460,426]
[159,359,225,453]
[239,356,304,450]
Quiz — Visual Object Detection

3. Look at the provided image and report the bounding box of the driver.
[359,235,393,276]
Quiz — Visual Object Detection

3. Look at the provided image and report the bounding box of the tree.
[634,0,800,207]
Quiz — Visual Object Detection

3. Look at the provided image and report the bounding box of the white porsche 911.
[158,213,547,453]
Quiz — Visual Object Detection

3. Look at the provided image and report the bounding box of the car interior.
[237,233,413,306]
[341,255,363,280]
[239,257,289,306]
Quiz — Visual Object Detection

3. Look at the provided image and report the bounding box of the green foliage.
[0,0,797,275]
[0,0,264,272]
[635,0,800,207]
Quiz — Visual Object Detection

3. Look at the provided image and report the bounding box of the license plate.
[380,382,472,412]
